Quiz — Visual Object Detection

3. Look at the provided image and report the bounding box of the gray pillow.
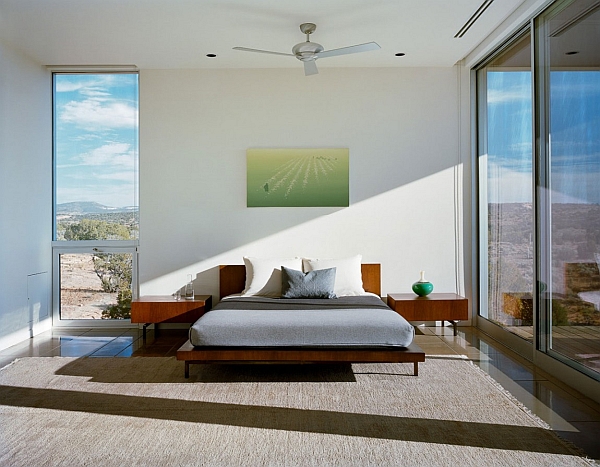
[281,266,337,299]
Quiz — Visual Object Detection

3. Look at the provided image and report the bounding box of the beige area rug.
[0,356,594,467]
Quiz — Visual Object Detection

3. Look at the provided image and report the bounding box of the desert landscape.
[488,202,600,326]
[59,254,119,320]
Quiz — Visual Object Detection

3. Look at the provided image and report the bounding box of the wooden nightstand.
[131,295,212,341]
[387,293,468,336]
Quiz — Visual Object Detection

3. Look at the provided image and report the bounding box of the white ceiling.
[0,0,526,70]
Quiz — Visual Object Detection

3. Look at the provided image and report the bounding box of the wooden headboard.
[219,264,381,299]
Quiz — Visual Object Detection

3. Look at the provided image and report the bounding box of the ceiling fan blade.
[317,42,380,59]
[233,47,294,57]
[303,60,319,76]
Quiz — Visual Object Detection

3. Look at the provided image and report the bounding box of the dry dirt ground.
[60,254,116,320]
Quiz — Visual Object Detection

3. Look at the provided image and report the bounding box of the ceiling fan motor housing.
[292,41,324,61]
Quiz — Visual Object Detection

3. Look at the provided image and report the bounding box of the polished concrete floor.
[0,324,598,462]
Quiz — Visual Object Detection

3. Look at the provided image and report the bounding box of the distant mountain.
[56,202,137,214]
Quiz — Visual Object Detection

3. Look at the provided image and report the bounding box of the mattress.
[189,296,415,348]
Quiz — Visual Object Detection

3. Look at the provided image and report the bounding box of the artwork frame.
[247,148,349,207]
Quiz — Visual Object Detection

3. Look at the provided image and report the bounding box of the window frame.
[51,71,140,327]
[51,241,138,328]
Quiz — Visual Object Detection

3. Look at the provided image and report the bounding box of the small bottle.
[184,274,194,300]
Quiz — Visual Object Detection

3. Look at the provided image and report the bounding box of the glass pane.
[546,0,600,374]
[480,32,534,341]
[59,253,132,320]
[54,73,139,241]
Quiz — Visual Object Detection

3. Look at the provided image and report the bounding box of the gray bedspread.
[189,296,415,348]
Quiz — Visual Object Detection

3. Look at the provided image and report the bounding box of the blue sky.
[54,73,139,208]
[486,70,600,204]
[486,71,533,204]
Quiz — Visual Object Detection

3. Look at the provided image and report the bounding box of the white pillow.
[242,257,302,297]
[302,255,366,296]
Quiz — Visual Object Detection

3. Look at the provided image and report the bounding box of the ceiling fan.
[233,23,380,76]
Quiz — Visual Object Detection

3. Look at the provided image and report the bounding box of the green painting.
[247,148,349,207]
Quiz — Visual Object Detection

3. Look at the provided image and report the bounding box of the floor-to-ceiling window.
[536,0,600,377]
[52,72,139,326]
[478,30,534,342]
[478,0,600,380]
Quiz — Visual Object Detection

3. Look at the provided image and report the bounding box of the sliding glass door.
[478,0,600,379]
[536,0,600,376]
[478,30,534,343]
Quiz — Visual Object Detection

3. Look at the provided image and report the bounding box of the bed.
[176,262,425,377]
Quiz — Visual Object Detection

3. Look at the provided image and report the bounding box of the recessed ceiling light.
[206,54,217,58]
[395,52,406,57]
[565,51,579,55]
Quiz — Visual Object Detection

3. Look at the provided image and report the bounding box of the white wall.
[139,66,467,312]
[0,40,52,350]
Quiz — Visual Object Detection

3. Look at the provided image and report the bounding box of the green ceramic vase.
[412,271,433,297]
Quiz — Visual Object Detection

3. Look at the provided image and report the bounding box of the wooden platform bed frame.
[176,264,425,377]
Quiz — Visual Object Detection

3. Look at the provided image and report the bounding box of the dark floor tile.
[555,421,600,461]
[57,345,109,357]
[81,330,133,337]
[131,346,177,357]
[0,337,62,357]
[515,379,600,423]
[7,347,64,358]
[460,333,505,355]
[473,352,546,381]
[118,329,145,337]
[114,345,135,357]
[89,337,136,357]
[50,329,91,336]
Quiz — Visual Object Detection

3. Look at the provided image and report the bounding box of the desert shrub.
[64,219,131,241]
[102,288,132,320]
[92,253,132,293]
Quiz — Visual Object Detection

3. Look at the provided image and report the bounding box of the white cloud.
[97,171,137,182]
[487,86,531,104]
[60,99,138,129]
[72,133,102,142]
[55,75,116,93]
[78,143,137,168]
[55,81,86,93]
[79,86,112,98]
